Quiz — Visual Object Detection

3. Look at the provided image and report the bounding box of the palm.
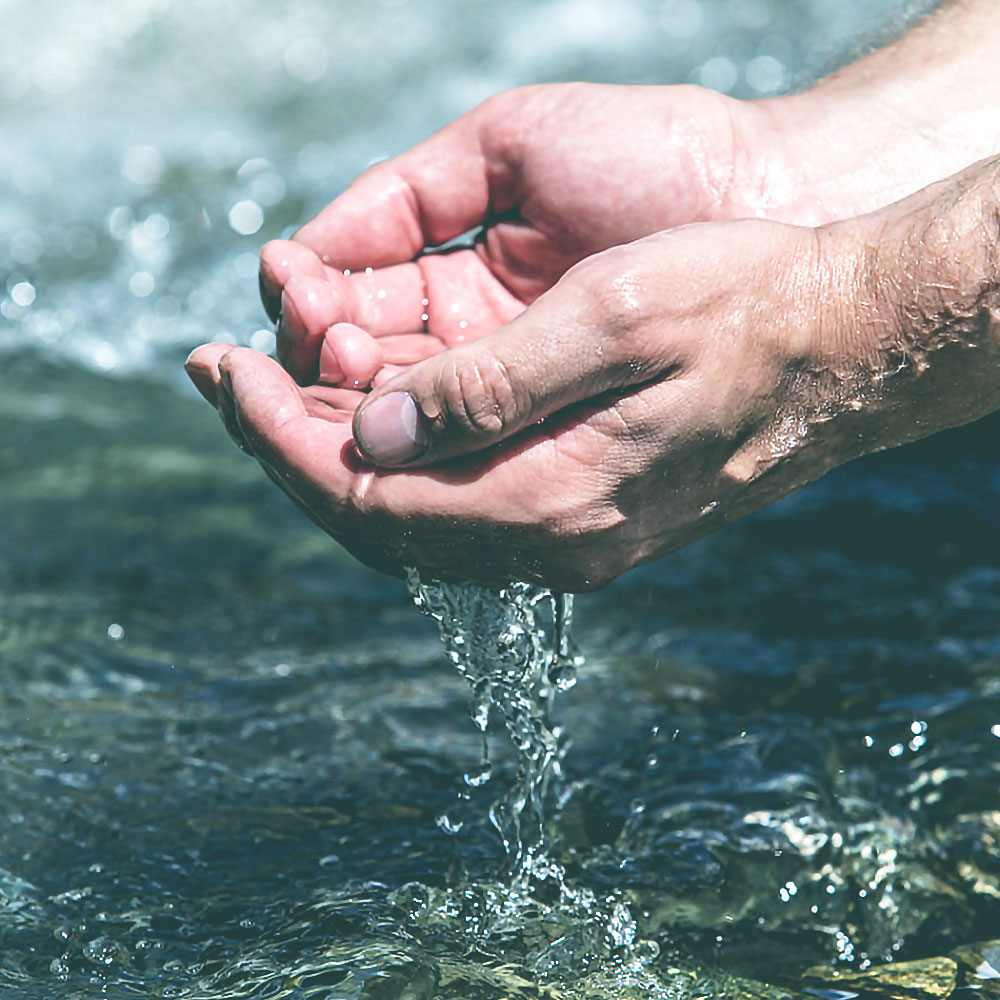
[186,343,610,584]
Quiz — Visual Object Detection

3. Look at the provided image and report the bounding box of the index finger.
[292,106,502,271]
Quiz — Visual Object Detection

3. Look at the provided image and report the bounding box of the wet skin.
[187,20,1000,587]
[187,147,1000,588]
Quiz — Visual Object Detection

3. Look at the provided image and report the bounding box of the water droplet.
[9,230,43,264]
[83,935,126,966]
[284,37,329,83]
[745,54,785,94]
[464,763,492,787]
[547,659,577,691]
[121,145,164,186]
[129,271,155,298]
[142,213,170,241]
[250,329,276,354]
[436,814,463,835]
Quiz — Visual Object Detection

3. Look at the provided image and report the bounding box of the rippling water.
[7,0,1000,997]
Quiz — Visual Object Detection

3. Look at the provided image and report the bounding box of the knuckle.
[437,350,522,438]
[566,253,655,367]
[594,271,642,324]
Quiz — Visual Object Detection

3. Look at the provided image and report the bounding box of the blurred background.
[8,1,1000,999]
[0,0,926,378]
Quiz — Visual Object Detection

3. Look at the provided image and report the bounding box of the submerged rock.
[801,939,1000,1000]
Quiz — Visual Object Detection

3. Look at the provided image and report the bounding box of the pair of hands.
[186,79,1000,589]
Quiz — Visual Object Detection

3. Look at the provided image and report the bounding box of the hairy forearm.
[748,0,1000,224]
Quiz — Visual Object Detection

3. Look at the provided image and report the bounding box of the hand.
[257,82,774,390]
[260,43,1000,392]
[187,156,1000,589]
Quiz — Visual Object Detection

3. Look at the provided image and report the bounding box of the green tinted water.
[4,0,999,996]
[6,353,1000,998]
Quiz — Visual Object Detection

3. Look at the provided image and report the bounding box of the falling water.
[404,570,665,986]
[406,569,578,880]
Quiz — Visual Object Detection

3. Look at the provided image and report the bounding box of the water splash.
[405,570,661,983]
[406,569,577,881]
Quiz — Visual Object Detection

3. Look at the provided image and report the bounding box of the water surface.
[5,1,1000,997]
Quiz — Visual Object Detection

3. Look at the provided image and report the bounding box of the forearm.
[749,0,1000,224]
[822,153,1000,464]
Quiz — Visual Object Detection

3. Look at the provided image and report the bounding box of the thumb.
[351,276,675,467]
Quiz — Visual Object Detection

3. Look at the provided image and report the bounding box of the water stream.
[405,571,666,990]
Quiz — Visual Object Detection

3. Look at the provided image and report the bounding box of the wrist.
[821,156,1000,460]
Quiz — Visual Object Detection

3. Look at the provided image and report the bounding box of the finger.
[276,275,343,383]
[372,364,406,388]
[378,334,446,366]
[219,351,413,578]
[304,384,366,416]
[418,248,524,346]
[263,239,424,325]
[185,342,234,405]
[275,248,524,384]
[214,362,254,454]
[277,268,426,382]
[218,348,357,507]
[185,343,253,452]
[318,324,383,389]
[259,240,330,323]
[292,109,497,270]
[351,259,680,467]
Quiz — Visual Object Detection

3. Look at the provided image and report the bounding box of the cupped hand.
[258,82,786,388]
[257,77,953,396]
[192,148,1000,591]
[188,208,902,590]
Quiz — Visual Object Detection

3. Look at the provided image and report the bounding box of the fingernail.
[355,392,428,464]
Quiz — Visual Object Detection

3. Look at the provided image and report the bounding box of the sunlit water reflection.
[5,0,1000,997]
